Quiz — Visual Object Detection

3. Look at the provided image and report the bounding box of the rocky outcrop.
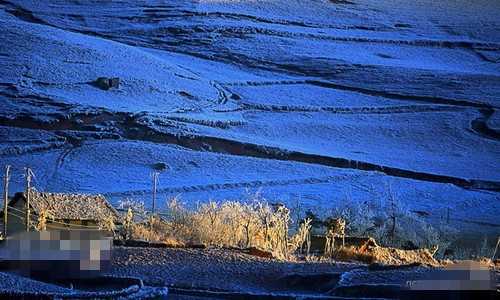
[94,77,120,90]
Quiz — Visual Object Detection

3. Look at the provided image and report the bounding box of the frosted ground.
[0,0,499,237]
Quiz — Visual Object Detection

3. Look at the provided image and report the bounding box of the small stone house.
[1,191,119,236]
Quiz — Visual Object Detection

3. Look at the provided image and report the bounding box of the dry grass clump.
[334,245,439,266]
[118,196,311,259]
[324,237,440,266]
[167,198,303,259]
[370,247,439,266]
[332,246,376,264]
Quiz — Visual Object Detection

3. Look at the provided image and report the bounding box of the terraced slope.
[0,0,499,236]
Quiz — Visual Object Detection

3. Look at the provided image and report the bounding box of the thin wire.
[8,206,25,213]
[492,237,500,261]
[31,174,44,193]
[46,219,101,229]
[5,211,24,220]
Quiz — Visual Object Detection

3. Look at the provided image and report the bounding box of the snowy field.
[0,0,499,236]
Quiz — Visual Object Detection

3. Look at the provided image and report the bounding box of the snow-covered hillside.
[0,0,499,236]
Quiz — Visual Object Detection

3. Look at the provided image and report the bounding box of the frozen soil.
[108,246,436,297]
[0,246,497,298]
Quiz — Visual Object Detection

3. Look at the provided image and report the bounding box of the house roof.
[9,190,119,221]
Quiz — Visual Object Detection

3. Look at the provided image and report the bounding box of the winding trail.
[103,174,363,198]
[46,144,77,191]
[220,79,498,110]
[307,80,497,109]
[238,103,464,114]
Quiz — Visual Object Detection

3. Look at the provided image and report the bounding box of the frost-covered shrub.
[124,194,311,259]
[189,199,294,258]
[290,218,312,255]
[120,208,134,240]
[35,207,54,231]
[333,191,457,257]
[120,189,465,260]
[451,236,499,260]
[118,198,146,217]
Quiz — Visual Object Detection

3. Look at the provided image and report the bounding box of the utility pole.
[25,168,32,231]
[152,171,159,214]
[149,171,160,236]
[3,165,10,237]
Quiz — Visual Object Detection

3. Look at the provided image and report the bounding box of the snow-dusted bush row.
[166,116,246,129]
[119,195,310,259]
[116,191,467,260]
